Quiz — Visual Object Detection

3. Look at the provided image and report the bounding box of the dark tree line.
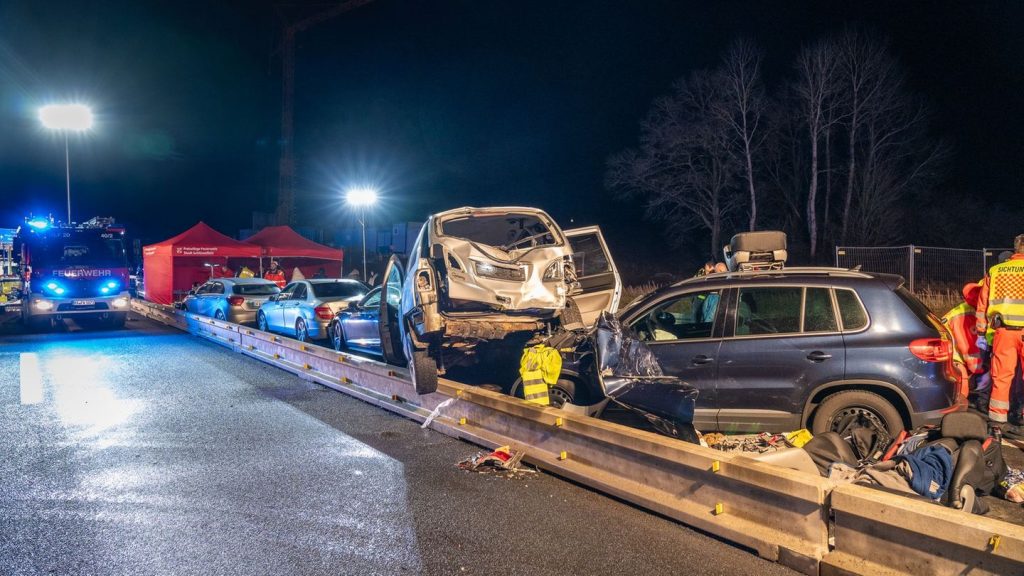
[607,30,949,262]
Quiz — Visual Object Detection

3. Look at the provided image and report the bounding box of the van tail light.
[228,296,245,306]
[314,305,334,320]
[909,338,951,362]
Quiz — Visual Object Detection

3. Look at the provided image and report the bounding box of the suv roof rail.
[674,266,876,286]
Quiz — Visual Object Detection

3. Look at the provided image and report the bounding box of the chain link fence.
[835,245,1013,292]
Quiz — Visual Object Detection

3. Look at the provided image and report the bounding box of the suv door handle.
[807,351,832,362]
[691,355,714,365]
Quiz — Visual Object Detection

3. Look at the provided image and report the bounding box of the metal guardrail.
[131,299,1024,575]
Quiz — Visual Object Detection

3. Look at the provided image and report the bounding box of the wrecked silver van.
[377,206,621,394]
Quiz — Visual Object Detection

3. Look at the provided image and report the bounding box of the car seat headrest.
[941,411,988,441]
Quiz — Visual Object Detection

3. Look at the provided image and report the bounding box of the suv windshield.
[233,283,280,296]
[441,213,557,250]
[29,232,126,268]
[311,282,365,299]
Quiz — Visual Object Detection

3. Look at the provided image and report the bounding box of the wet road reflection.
[0,317,796,576]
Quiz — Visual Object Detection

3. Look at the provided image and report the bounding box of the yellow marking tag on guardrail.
[714,503,724,516]
[558,450,568,460]
[712,461,720,473]
[989,534,1001,552]
[554,417,563,427]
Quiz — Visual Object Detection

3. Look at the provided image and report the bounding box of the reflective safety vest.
[264,270,286,288]
[942,302,983,374]
[984,259,1024,329]
[519,345,563,406]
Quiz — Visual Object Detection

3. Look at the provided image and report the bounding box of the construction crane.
[276,0,376,226]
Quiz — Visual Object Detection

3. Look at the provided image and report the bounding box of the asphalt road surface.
[0,315,798,576]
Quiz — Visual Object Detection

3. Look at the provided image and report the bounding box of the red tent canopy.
[244,226,343,279]
[143,222,261,305]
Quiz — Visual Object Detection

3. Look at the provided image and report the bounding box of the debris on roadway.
[457,445,536,477]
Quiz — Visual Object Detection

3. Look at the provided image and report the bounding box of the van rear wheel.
[812,390,903,454]
[404,337,438,395]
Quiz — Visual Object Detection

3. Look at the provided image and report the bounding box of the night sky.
[2,1,1023,276]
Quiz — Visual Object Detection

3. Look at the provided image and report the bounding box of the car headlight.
[112,297,129,309]
[474,261,526,281]
[33,299,54,311]
[542,260,563,282]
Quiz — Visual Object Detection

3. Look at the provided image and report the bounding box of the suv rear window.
[835,289,868,331]
[805,287,838,332]
[895,286,943,331]
[736,287,802,335]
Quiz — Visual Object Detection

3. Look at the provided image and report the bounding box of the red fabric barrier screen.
[142,222,261,305]
[244,226,344,279]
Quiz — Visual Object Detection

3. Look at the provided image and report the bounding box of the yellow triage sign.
[519,344,563,406]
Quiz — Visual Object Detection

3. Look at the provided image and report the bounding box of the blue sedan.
[328,286,385,355]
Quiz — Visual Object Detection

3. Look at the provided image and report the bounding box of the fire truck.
[17,216,131,330]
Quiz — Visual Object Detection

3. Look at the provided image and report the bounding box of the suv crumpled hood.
[592,312,699,441]
[443,239,571,311]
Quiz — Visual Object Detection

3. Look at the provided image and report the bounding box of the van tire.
[405,337,438,394]
[812,390,904,440]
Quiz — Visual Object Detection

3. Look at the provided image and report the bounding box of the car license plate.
[73,300,95,306]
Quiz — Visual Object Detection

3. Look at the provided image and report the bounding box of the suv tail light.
[909,338,951,362]
[228,295,245,306]
[314,305,333,320]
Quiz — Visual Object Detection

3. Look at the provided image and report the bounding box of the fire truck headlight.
[33,300,54,311]
[112,298,129,309]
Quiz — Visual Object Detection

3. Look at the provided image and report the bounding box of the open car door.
[564,226,622,327]
[378,255,406,366]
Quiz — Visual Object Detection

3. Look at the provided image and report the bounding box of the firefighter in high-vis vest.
[975,234,1024,437]
[519,344,563,406]
[942,281,985,402]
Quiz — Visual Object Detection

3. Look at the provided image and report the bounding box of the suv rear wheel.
[812,390,904,447]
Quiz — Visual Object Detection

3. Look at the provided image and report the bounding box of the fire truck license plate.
[72,300,95,306]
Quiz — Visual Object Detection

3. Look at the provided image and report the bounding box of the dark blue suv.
[551,268,959,439]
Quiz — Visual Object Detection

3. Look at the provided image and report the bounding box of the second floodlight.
[38,104,94,131]
[345,187,379,207]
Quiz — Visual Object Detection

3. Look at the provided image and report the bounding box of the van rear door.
[564,226,621,327]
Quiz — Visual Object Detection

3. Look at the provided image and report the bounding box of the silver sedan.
[256,279,368,342]
[183,278,281,324]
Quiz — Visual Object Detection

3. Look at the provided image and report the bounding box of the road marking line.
[19,353,43,405]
